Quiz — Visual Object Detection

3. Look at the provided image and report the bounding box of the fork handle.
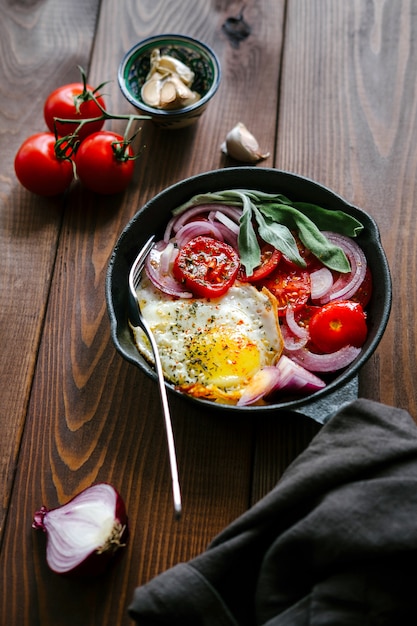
[140,317,182,518]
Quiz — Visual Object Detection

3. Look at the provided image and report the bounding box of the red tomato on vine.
[44,82,106,141]
[14,133,74,196]
[74,131,135,194]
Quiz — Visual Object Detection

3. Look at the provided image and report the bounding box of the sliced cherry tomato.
[173,236,240,298]
[74,131,135,194]
[238,243,282,282]
[263,263,311,316]
[44,82,106,142]
[309,300,368,353]
[14,133,74,196]
[294,305,321,330]
[350,266,373,308]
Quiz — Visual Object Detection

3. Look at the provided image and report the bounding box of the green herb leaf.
[172,188,365,274]
[252,205,306,267]
[238,197,261,275]
[292,201,364,237]
[172,191,242,215]
[258,202,351,272]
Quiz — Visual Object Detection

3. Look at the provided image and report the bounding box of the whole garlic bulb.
[221,122,270,162]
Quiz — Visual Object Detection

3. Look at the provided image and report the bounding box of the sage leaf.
[171,188,364,274]
[252,206,306,267]
[238,195,261,275]
[172,190,243,215]
[293,201,364,237]
[258,203,351,272]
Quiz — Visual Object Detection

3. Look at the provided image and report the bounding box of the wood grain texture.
[0,0,101,539]
[1,1,286,624]
[87,0,284,205]
[277,0,417,417]
[3,0,415,624]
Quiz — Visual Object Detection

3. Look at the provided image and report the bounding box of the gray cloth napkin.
[128,398,417,625]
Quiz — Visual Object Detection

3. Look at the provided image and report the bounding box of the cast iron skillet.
[105,168,392,419]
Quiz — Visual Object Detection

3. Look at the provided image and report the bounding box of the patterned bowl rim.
[118,33,221,118]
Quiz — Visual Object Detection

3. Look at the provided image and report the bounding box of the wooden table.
[1,0,415,623]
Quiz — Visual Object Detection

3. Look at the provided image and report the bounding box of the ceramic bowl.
[118,34,221,129]
[106,168,392,420]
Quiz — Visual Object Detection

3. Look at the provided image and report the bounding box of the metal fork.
[128,236,182,518]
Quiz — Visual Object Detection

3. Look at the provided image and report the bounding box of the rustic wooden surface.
[1,0,415,623]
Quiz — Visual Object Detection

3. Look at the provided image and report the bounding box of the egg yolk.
[186,327,261,388]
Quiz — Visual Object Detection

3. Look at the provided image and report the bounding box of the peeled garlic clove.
[169,75,193,99]
[169,75,199,103]
[160,79,178,107]
[158,55,195,86]
[222,122,270,163]
[141,75,163,107]
[160,76,200,109]
[146,49,162,79]
[181,91,201,107]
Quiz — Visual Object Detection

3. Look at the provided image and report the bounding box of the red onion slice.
[319,232,367,304]
[289,345,361,372]
[164,204,242,242]
[310,267,334,301]
[237,355,326,406]
[175,220,224,248]
[145,240,193,298]
[159,241,175,275]
[237,367,282,406]
[163,214,178,242]
[281,324,309,351]
[212,222,239,249]
[211,210,240,234]
[170,204,241,235]
[285,306,309,340]
[32,483,128,576]
[271,355,326,393]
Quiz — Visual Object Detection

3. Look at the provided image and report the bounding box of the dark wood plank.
[0,0,101,540]
[281,0,417,417]
[1,1,286,624]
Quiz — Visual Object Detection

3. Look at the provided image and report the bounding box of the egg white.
[132,275,283,404]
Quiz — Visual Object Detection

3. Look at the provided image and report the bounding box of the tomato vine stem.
[52,68,150,162]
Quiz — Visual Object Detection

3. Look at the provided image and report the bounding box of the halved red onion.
[310,267,334,301]
[145,240,193,298]
[289,345,361,372]
[32,483,128,576]
[319,232,367,304]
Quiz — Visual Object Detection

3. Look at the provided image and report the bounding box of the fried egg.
[131,275,283,404]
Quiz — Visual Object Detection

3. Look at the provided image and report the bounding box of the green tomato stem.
[52,67,151,161]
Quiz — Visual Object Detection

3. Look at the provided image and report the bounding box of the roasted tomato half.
[173,236,240,298]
